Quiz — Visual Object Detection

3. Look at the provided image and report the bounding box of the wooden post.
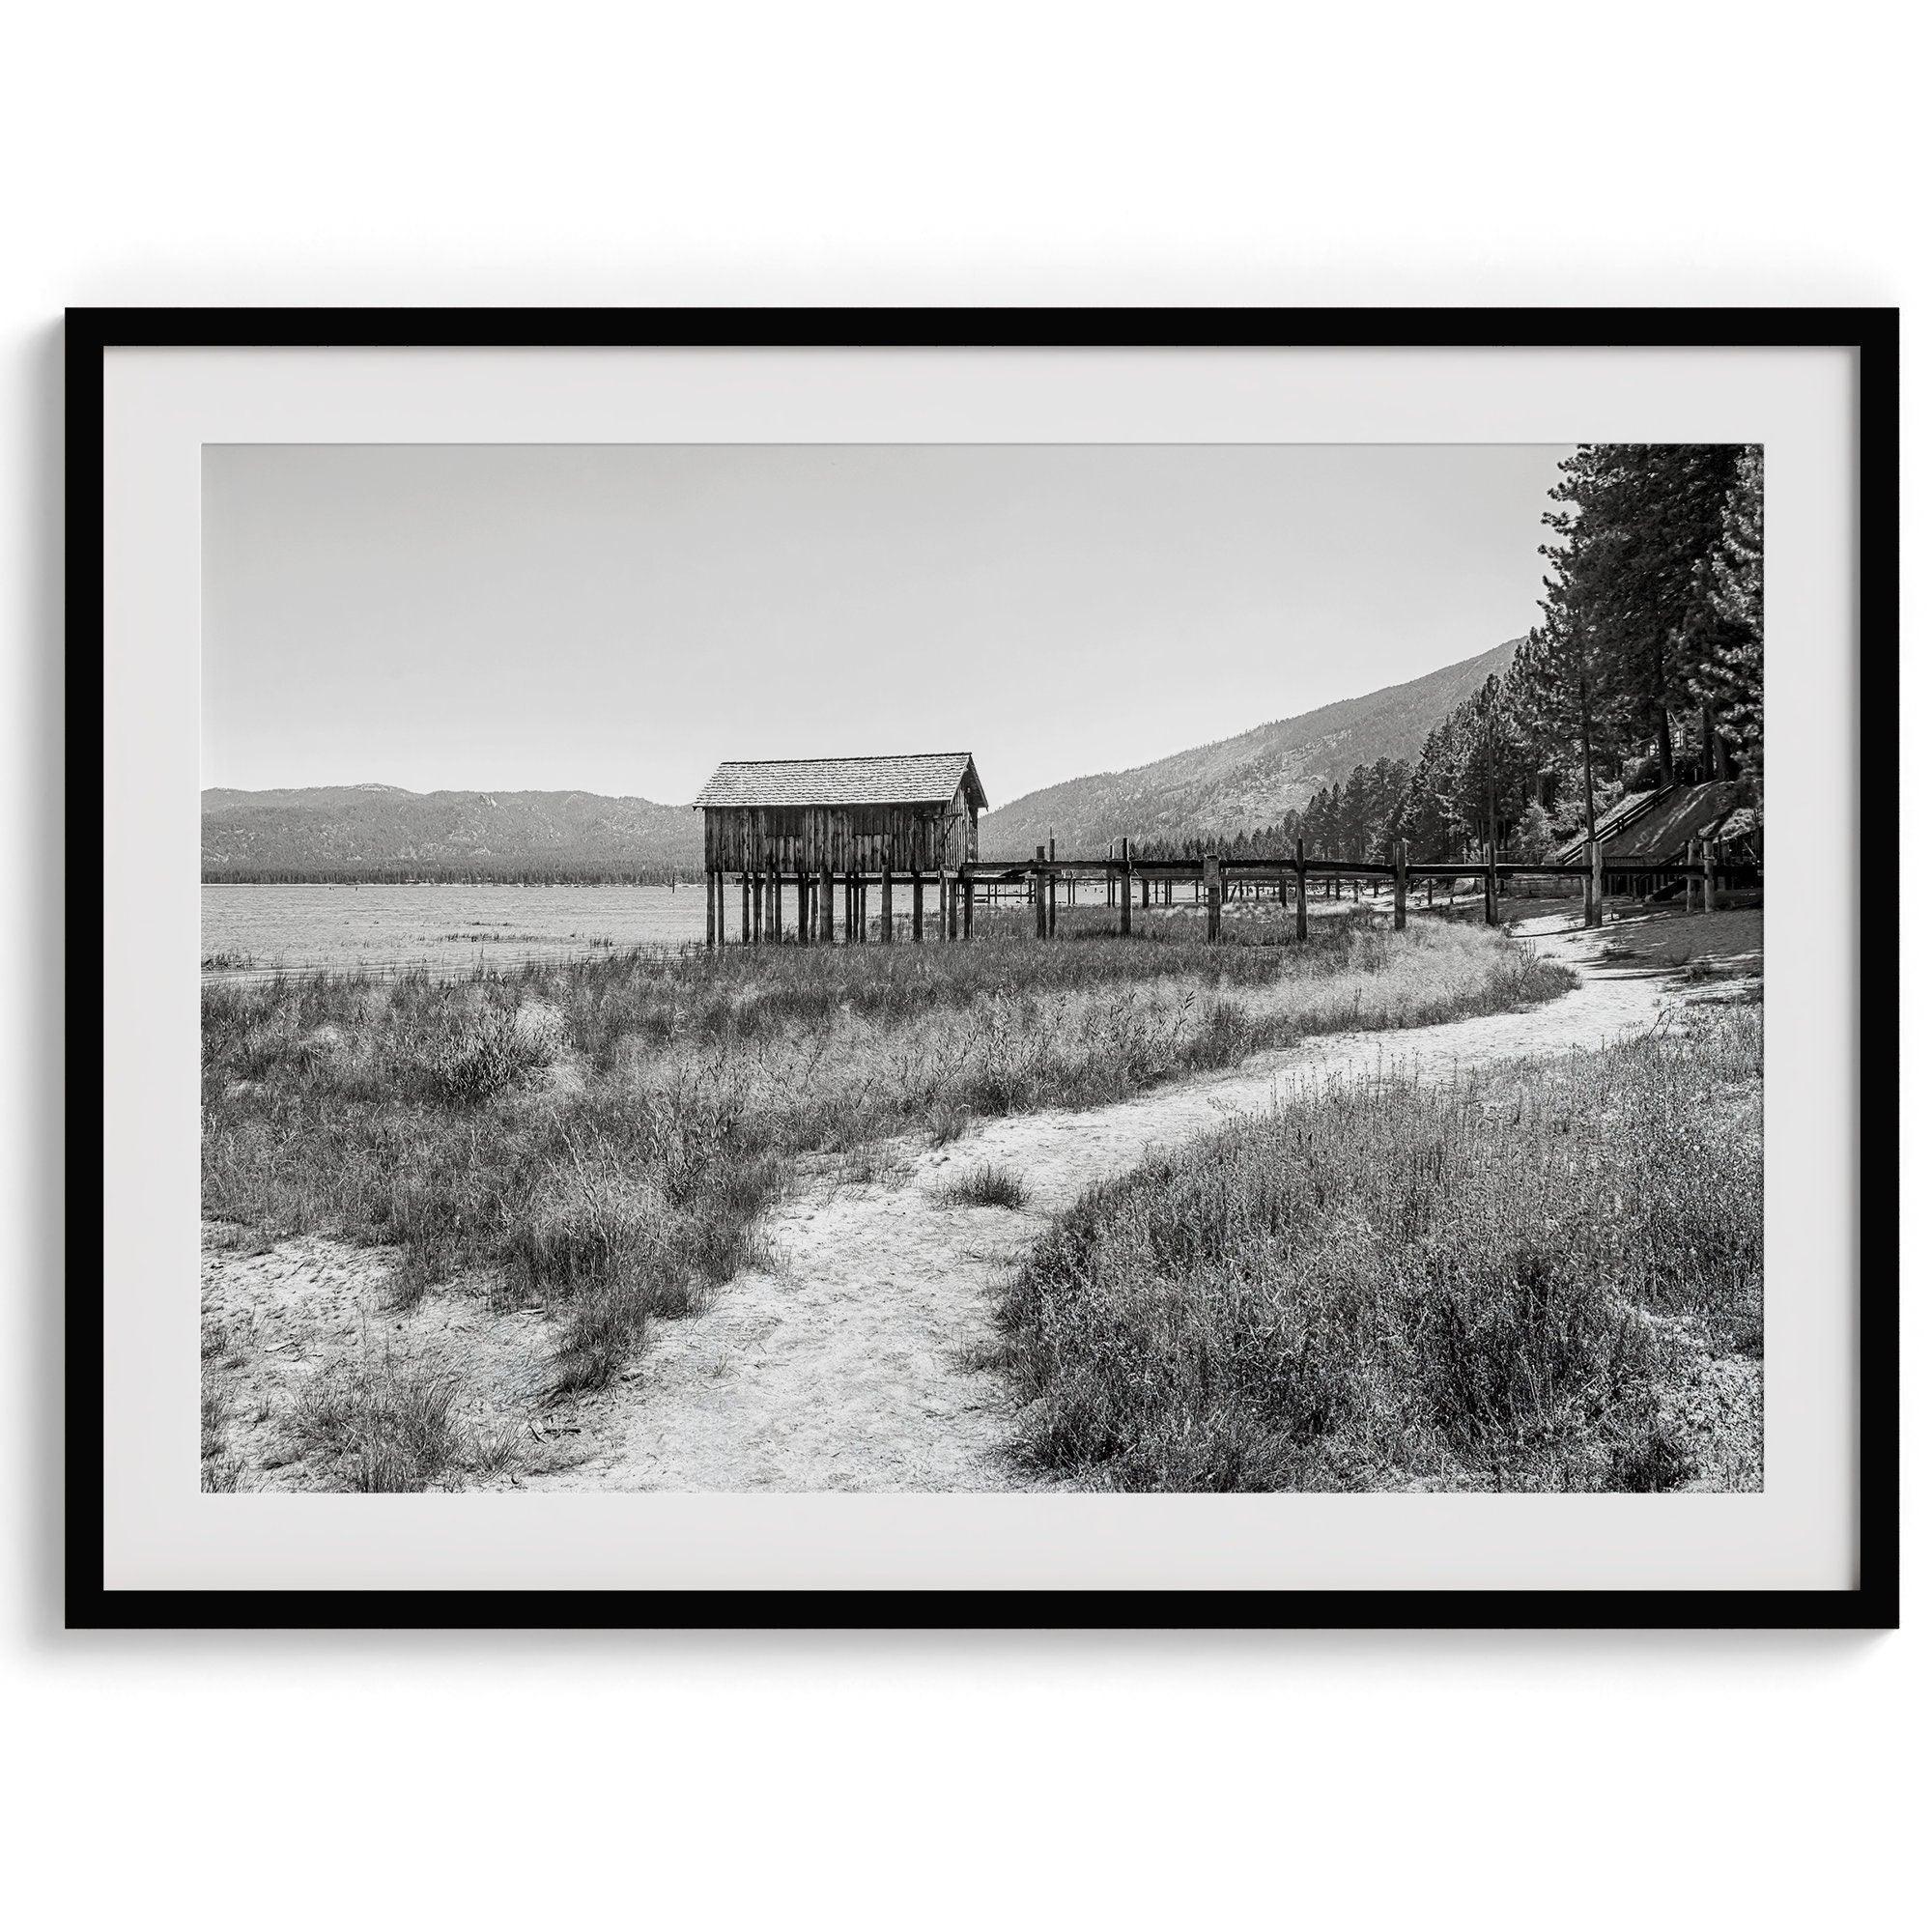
[1119,838,1132,937]
[912,869,924,942]
[962,870,974,941]
[1293,838,1308,942]
[1204,853,1222,941]
[1035,847,1049,940]
[880,866,895,944]
[819,864,835,942]
[705,869,718,948]
[856,875,868,943]
[1484,842,1499,926]
[796,872,810,944]
[752,867,765,945]
[1701,838,1717,913]
[1393,841,1407,932]
[740,872,751,945]
[1587,838,1604,928]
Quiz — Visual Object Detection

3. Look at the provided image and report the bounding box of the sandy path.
[525,912,1714,1493]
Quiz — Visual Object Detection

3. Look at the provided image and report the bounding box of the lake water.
[202,882,712,977]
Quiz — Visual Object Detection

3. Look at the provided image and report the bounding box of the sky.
[202,442,1571,810]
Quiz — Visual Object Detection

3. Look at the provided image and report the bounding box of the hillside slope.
[980,638,1520,855]
[201,784,703,878]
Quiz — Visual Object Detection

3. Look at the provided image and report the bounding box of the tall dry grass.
[993,1005,1762,1492]
[204,922,1573,1392]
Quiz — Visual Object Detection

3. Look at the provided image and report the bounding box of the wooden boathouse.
[695,752,988,945]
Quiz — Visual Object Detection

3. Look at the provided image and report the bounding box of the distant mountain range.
[204,639,1519,878]
[200,784,702,879]
[977,638,1520,856]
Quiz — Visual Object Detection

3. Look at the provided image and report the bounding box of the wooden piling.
[912,869,924,943]
[1294,838,1308,942]
[880,867,895,944]
[962,871,974,940]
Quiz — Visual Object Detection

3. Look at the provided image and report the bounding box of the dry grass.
[204,922,1573,1396]
[288,1344,467,1492]
[993,1006,1762,1492]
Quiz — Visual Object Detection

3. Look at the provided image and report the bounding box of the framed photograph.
[72,307,1897,1629]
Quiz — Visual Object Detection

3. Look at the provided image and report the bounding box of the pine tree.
[1688,445,1764,787]
[1541,444,1740,782]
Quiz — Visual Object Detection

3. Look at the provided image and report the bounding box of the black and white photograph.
[197,438,1769,1499]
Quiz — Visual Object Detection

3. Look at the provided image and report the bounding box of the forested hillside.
[1128,445,1766,867]
[201,784,703,882]
[979,638,1519,857]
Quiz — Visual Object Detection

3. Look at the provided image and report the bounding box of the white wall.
[4,5,1918,1927]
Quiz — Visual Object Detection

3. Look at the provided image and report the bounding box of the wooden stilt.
[912,869,924,942]
[1588,838,1604,929]
[880,866,895,944]
[1205,852,1222,941]
[1293,838,1309,941]
[1035,847,1049,940]
[705,869,717,947]
[1484,843,1499,926]
[1393,841,1407,932]
[1119,838,1132,937]
[1701,838,1717,913]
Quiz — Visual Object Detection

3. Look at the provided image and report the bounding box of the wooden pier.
[702,836,1752,946]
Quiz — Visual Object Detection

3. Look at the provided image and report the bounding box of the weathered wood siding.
[704,783,979,871]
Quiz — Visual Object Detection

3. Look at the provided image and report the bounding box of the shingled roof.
[1551,781,1749,863]
[694,753,986,813]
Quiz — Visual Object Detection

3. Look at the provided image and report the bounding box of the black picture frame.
[69,306,1899,1632]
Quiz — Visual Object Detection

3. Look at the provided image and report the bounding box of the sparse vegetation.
[204,923,1574,1400]
[992,1006,1761,1492]
[936,1164,1032,1209]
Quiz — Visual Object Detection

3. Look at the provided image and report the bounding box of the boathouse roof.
[694,753,986,813]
